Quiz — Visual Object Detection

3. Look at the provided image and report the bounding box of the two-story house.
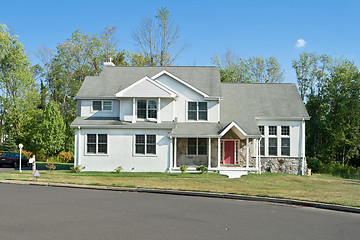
[70,64,309,178]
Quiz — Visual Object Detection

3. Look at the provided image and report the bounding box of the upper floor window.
[259,126,264,135]
[137,100,157,119]
[92,101,112,112]
[188,102,207,121]
[281,126,290,135]
[87,134,107,154]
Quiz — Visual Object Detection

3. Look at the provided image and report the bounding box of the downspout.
[301,118,305,175]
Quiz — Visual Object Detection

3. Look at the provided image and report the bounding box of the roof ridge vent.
[104,57,115,67]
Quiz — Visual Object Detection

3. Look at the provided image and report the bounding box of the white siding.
[256,120,302,157]
[120,79,173,97]
[120,98,133,121]
[80,100,119,118]
[77,128,171,172]
[155,75,219,122]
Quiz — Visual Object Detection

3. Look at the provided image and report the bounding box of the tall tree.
[212,50,285,83]
[0,24,39,142]
[132,7,185,66]
[34,101,66,157]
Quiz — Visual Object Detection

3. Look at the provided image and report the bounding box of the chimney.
[104,57,115,67]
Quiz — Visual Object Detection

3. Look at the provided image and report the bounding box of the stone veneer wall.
[176,138,218,168]
[260,157,307,175]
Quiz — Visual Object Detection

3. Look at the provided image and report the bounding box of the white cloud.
[295,39,306,48]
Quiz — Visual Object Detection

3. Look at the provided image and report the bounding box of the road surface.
[0,183,359,240]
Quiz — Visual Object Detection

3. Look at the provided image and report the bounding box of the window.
[135,135,156,155]
[137,100,157,119]
[260,138,265,156]
[281,126,290,135]
[187,138,207,155]
[269,126,277,135]
[87,134,107,154]
[281,138,290,156]
[259,126,264,135]
[92,101,112,112]
[187,102,208,121]
[268,138,277,156]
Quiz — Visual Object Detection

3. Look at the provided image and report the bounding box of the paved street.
[0,183,359,240]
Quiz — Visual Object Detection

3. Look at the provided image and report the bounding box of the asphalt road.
[0,183,359,240]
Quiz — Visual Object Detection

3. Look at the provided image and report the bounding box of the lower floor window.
[281,138,290,156]
[87,134,107,154]
[136,135,156,155]
[188,138,207,155]
[268,138,277,156]
[260,138,265,156]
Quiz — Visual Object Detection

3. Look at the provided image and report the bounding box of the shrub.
[36,153,47,162]
[306,157,322,173]
[58,151,73,163]
[114,166,123,173]
[21,150,33,159]
[180,165,188,173]
[46,162,56,171]
[196,165,208,174]
[70,165,85,173]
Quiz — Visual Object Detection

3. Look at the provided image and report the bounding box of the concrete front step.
[218,170,248,178]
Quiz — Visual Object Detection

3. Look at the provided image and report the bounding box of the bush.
[70,165,85,173]
[307,157,323,173]
[196,165,208,174]
[58,151,73,163]
[46,162,56,171]
[114,166,123,173]
[180,165,188,173]
[21,150,33,159]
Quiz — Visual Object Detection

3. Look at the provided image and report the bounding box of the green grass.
[1,170,360,207]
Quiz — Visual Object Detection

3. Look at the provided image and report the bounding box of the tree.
[34,101,66,157]
[1,135,17,153]
[132,7,185,66]
[0,24,39,142]
[212,50,285,83]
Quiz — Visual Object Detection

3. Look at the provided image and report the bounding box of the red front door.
[224,141,235,164]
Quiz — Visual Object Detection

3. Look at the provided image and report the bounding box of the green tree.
[132,7,185,66]
[1,135,17,153]
[212,50,285,83]
[0,24,39,142]
[34,101,66,157]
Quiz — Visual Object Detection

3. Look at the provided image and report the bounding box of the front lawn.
[1,171,360,207]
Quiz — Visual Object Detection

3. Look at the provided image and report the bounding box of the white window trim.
[133,134,157,157]
[260,125,292,157]
[136,99,158,121]
[187,138,208,156]
[186,101,208,122]
[84,134,109,156]
[91,100,113,112]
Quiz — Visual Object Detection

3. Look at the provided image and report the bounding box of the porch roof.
[169,122,223,138]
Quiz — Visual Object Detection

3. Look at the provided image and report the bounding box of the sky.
[1,0,359,84]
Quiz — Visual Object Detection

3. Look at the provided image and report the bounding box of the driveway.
[0,183,359,240]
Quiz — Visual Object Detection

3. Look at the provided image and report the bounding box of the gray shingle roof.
[76,66,222,98]
[170,122,223,137]
[70,117,175,129]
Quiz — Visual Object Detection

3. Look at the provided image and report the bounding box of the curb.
[1,179,359,214]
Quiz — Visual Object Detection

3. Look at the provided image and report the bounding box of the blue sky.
[1,0,359,84]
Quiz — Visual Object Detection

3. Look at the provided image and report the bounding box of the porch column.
[169,137,173,173]
[132,97,136,123]
[208,138,211,169]
[217,138,221,168]
[174,137,177,168]
[255,139,258,171]
[246,138,249,169]
[157,97,161,123]
[119,99,121,121]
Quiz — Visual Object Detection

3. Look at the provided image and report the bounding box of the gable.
[115,77,177,98]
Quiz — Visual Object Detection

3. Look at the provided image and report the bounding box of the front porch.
[169,123,262,178]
